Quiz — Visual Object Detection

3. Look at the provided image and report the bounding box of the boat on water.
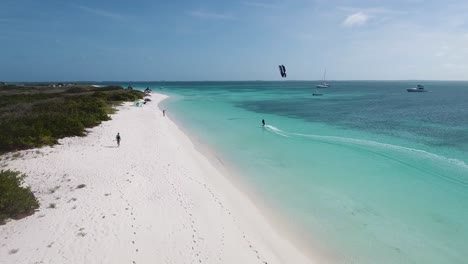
[316,70,330,88]
[407,84,426,92]
[316,83,329,88]
[313,85,323,96]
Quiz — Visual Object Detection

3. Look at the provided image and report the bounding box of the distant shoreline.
[3,79,468,84]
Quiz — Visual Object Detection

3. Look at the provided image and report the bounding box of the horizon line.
[4,79,468,83]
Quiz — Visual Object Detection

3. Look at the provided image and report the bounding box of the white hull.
[407,89,426,92]
[407,85,426,92]
[316,84,329,88]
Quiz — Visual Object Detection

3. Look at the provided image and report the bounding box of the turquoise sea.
[112,81,467,264]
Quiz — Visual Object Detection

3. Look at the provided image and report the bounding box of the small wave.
[263,125,468,171]
[295,133,468,170]
[264,125,290,137]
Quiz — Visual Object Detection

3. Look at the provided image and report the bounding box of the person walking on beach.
[116,133,121,147]
[262,119,265,127]
[163,110,166,117]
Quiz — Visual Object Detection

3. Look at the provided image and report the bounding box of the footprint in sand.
[8,248,19,255]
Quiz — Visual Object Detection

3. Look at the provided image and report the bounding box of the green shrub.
[0,93,58,108]
[0,170,39,224]
[65,87,89,93]
[93,86,123,91]
[92,91,107,98]
[0,85,142,153]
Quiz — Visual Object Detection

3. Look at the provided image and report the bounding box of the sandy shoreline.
[0,93,313,264]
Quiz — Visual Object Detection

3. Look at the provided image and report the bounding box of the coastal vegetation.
[0,84,144,222]
[0,84,144,153]
[0,170,39,224]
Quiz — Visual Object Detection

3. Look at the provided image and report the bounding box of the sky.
[1,0,468,81]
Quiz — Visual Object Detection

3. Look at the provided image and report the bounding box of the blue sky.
[1,0,468,81]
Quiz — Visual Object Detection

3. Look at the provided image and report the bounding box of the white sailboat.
[316,70,330,88]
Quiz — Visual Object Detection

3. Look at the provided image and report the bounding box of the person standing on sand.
[163,110,166,116]
[116,133,121,147]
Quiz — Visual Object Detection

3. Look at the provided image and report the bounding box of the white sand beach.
[0,93,313,264]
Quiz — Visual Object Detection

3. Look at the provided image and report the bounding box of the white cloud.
[338,6,406,15]
[188,10,234,20]
[435,45,450,57]
[243,2,280,9]
[342,12,369,28]
[78,5,125,21]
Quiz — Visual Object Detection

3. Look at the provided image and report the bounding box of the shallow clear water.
[112,81,468,264]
